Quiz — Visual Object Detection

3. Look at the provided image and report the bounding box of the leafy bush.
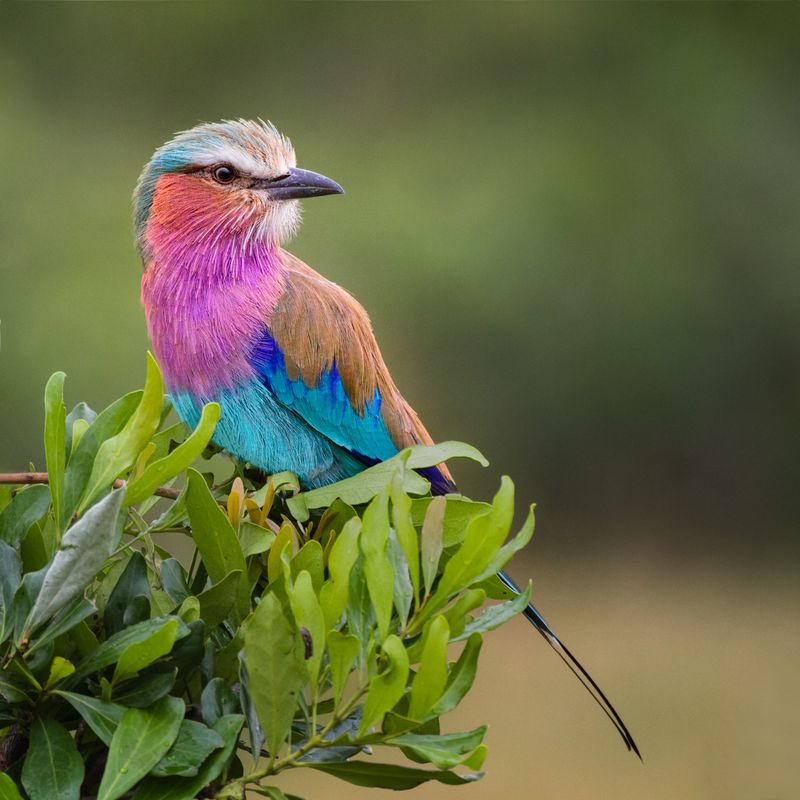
[0,356,533,799]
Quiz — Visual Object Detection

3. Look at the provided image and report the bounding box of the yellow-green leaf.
[124,402,220,506]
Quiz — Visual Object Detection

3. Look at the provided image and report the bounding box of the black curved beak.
[260,167,344,200]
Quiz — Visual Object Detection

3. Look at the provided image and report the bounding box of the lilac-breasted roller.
[134,119,638,755]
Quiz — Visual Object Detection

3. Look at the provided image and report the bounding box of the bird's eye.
[213,165,236,184]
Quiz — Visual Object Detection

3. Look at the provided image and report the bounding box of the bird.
[134,119,639,757]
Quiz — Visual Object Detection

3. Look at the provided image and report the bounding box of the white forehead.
[169,119,296,178]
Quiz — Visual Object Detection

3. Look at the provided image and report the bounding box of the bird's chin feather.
[253,198,302,247]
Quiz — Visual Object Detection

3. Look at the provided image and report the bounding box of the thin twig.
[0,472,182,500]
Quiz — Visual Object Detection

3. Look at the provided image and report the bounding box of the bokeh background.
[1,3,798,798]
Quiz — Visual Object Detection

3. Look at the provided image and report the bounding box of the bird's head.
[134,119,343,256]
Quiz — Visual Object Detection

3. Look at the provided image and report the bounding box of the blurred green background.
[1,3,798,798]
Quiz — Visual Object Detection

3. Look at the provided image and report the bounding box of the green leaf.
[390,476,419,601]
[239,521,275,557]
[289,442,486,521]
[81,354,164,512]
[0,670,30,704]
[468,505,536,586]
[441,588,486,639]
[184,468,249,620]
[391,726,487,769]
[55,691,126,746]
[326,631,359,708]
[27,596,96,656]
[305,760,481,789]
[197,569,242,629]
[61,391,140,530]
[345,558,374,654]
[0,484,50,545]
[45,656,75,688]
[71,615,189,683]
[113,669,176,708]
[150,719,224,777]
[44,372,67,534]
[129,714,244,800]
[11,567,47,644]
[290,540,324,595]
[65,402,97,460]
[405,441,489,470]
[0,540,22,643]
[410,497,493,548]
[319,517,360,630]
[105,550,150,637]
[421,496,445,596]
[360,490,394,642]
[242,591,306,756]
[408,615,450,719]
[98,695,185,800]
[359,635,409,734]
[200,677,238,727]
[160,558,191,605]
[473,572,517,600]
[413,478,515,629]
[21,716,84,800]
[287,462,428,523]
[289,570,325,694]
[0,773,24,800]
[453,581,532,641]
[124,402,220,506]
[112,617,179,685]
[387,529,413,624]
[431,633,483,716]
[25,488,123,636]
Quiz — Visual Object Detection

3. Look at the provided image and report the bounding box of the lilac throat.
[141,219,285,398]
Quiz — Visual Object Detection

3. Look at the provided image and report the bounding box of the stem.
[233,684,370,787]
[0,472,182,500]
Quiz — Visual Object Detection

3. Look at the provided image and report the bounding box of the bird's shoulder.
[264,250,441,456]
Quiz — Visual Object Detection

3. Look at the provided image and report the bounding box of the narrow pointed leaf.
[81,354,164,512]
[184,469,249,619]
[61,391,140,530]
[392,725,487,769]
[408,615,450,719]
[306,760,481,789]
[319,516,360,630]
[289,570,325,693]
[453,581,532,641]
[44,372,67,533]
[360,490,394,641]
[326,631,359,707]
[431,633,483,716]
[359,635,409,734]
[421,496,445,596]
[390,475,419,599]
[124,402,220,506]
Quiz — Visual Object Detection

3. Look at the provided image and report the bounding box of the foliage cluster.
[0,357,533,799]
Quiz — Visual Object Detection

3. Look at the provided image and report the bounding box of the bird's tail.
[497,570,641,758]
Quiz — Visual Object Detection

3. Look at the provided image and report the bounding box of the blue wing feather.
[249,328,399,465]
